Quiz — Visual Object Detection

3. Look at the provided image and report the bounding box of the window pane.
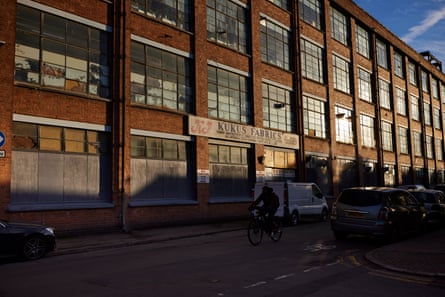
[131,136,145,157]
[40,126,62,151]
[65,128,85,153]
[12,122,38,150]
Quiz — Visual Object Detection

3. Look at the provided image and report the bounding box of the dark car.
[0,220,56,260]
[408,189,445,227]
[331,187,426,242]
[432,184,445,194]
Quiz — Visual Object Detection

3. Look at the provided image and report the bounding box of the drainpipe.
[114,0,127,232]
[292,0,305,182]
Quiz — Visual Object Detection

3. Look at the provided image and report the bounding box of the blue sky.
[353,0,445,69]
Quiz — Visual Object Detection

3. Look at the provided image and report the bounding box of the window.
[442,84,445,103]
[379,79,391,109]
[426,135,433,159]
[206,0,248,53]
[335,106,353,144]
[381,121,393,151]
[300,38,324,83]
[209,143,251,201]
[424,102,431,126]
[15,5,111,98]
[264,148,296,180]
[411,95,420,121]
[208,65,250,123]
[443,112,445,131]
[131,136,186,160]
[356,24,369,58]
[131,0,191,30]
[300,0,322,30]
[333,55,350,94]
[330,7,348,45]
[436,138,443,161]
[130,135,193,202]
[401,166,412,184]
[376,40,388,69]
[358,68,372,102]
[383,164,395,186]
[408,62,417,86]
[360,114,375,148]
[262,83,294,132]
[396,88,407,116]
[434,108,441,129]
[303,95,327,138]
[260,18,290,70]
[399,126,409,154]
[130,42,192,112]
[432,78,439,99]
[394,51,404,78]
[414,131,422,157]
[268,0,289,10]
[11,121,110,206]
[13,122,108,154]
[421,71,429,93]
[264,148,296,169]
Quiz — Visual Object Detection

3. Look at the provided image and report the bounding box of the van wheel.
[320,208,328,222]
[290,211,299,226]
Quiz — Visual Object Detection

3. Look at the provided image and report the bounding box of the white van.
[253,182,329,225]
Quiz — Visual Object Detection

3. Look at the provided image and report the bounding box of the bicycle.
[247,206,283,246]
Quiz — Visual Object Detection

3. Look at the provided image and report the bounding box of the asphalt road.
[0,221,444,297]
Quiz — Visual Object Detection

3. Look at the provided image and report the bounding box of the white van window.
[312,184,323,198]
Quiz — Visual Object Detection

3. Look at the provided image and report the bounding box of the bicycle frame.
[247,207,282,246]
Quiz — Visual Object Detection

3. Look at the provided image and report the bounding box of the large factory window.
[130,136,194,204]
[10,122,111,209]
[15,5,111,98]
[209,142,252,202]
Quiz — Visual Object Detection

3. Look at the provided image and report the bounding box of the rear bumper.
[331,218,391,237]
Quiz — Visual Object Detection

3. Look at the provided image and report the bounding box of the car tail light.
[378,207,389,220]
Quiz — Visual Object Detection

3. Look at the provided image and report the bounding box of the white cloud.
[402,5,445,43]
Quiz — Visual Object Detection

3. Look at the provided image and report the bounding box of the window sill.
[129,199,198,207]
[8,202,114,212]
[208,197,251,204]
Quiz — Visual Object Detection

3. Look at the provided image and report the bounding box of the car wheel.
[320,208,328,222]
[333,231,347,240]
[22,235,48,260]
[290,211,299,226]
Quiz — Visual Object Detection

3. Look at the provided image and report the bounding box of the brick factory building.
[0,0,444,232]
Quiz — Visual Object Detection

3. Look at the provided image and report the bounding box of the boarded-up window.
[40,126,62,151]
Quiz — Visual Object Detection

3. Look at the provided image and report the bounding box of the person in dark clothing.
[249,186,280,231]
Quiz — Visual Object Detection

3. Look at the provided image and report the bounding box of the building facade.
[1,0,445,232]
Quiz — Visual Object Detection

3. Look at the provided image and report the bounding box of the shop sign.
[189,116,299,149]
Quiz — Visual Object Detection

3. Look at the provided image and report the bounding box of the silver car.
[331,187,426,242]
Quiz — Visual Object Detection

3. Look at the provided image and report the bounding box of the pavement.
[54,221,445,278]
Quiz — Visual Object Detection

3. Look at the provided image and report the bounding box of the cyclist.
[249,186,280,232]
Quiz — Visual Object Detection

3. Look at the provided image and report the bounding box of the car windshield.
[338,190,382,206]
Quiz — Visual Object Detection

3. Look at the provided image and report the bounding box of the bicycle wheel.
[269,219,283,242]
[247,219,263,246]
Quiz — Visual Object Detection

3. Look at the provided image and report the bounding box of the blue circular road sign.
[0,131,5,147]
